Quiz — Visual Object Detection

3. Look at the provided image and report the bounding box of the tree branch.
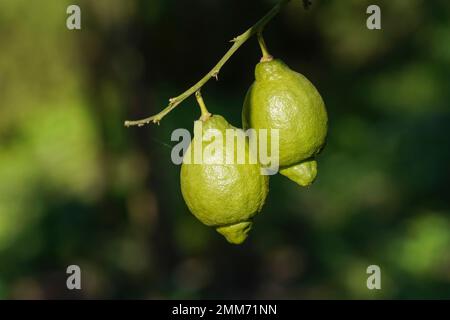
[124,0,291,127]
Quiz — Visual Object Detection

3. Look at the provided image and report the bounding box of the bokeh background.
[1,0,449,299]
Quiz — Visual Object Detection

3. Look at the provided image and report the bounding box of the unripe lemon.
[242,59,328,186]
[180,115,269,244]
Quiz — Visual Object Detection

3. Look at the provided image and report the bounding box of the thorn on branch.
[211,69,220,81]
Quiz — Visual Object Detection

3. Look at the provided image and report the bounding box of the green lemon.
[180,114,269,244]
[242,59,328,186]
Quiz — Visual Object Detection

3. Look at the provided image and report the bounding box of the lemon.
[242,59,328,186]
[180,115,269,244]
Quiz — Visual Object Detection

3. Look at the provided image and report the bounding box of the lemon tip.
[216,221,253,245]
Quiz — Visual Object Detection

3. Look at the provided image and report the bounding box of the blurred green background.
[0,0,449,299]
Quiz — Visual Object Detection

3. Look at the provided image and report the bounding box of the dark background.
[0,0,449,299]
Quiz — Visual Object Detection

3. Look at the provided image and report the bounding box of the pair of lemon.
[180,59,328,244]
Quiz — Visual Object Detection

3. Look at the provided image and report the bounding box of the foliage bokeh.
[0,0,449,299]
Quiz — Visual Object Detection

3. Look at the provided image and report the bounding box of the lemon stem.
[195,91,211,121]
[257,32,273,62]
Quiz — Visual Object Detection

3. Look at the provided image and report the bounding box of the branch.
[124,0,291,127]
